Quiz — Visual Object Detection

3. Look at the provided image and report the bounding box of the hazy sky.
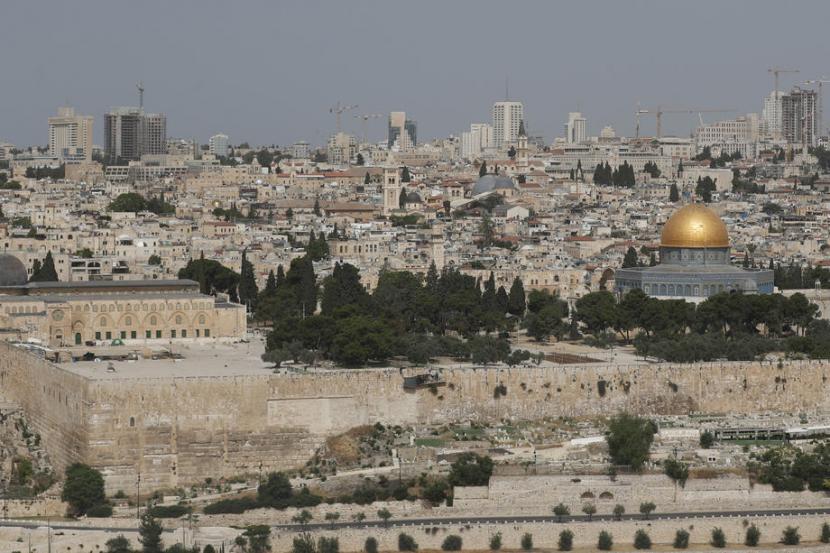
[2,0,829,148]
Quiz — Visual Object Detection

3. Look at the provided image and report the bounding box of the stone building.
[0,254,245,347]
[615,204,774,300]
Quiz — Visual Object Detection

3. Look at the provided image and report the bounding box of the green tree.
[441,535,462,551]
[377,508,392,527]
[148,254,162,266]
[744,524,760,546]
[401,166,411,183]
[557,529,573,551]
[552,503,570,522]
[699,431,715,448]
[489,532,502,551]
[669,182,680,202]
[105,535,131,553]
[673,529,690,549]
[61,463,106,516]
[317,537,338,553]
[257,472,292,506]
[639,501,656,520]
[449,453,493,486]
[397,533,417,552]
[575,291,618,335]
[820,522,830,543]
[139,512,163,553]
[291,534,316,553]
[597,530,613,551]
[313,198,321,216]
[520,533,533,551]
[507,276,526,316]
[622,246,639,268]
[710,527,726,548]
[238,250,259,310]
[613,504,625,520]
[292,510,313,526]
[582,503,596,520]
[30,251,59,282]
[781,526,799,545]
[479,161,487,177]
[109,192,147,213]
[355,153,365,166]
[244,525,271,553]
[664,458,689,487]
[606,414,655,469]
[399,188,408,209]
[633,529,651,550]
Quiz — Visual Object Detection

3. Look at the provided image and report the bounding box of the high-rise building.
[290,141,310,159]
[762,91,784,140]
[104,107,167,163]
[781,87,818,147]
[492,101,523,149]
[327,132,358,165]
[387,111,417,150]
[461,123,494,159]
[209,133,230,157]
[48,107,94,161]
[565,112,587,144]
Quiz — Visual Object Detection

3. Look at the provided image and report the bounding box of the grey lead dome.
[0,254,28,286]
[471,174,516,196]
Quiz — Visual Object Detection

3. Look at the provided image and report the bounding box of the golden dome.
[660,204,729,248]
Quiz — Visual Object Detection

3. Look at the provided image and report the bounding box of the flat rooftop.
[56,338,276,380]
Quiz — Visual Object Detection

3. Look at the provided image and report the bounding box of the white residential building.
[209,134,229,157]
[461,123,494,159]
[492,101,523,149]
[48,107,94,162]
[565,112,587,144]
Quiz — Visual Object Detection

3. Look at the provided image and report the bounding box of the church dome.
[472,174,516,196]
[0,254,28,286]
[661,204,729,248]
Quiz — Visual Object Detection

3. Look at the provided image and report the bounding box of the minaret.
[382,167,401,215]
[430,221,445,269]
[516,119,529,173]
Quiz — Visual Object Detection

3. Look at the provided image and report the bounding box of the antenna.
[137,81,145,110]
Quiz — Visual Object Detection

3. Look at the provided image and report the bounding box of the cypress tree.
[479,161,487,177]
[238,250,259,309]
[30,252,58,282]
[264,270,277,297]
[669,182,680,202]
[622,247,639,268]
[507,276,526,316]
[399,188,407,210]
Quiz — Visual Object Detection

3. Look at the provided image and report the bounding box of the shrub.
[699,431,715,448]
[781,526,800,545]
[745,525,760,547]
[821,522,830,543]
[149,504,190,518]
[520,533,533,551]
[104,535,130,553]
[365,537,378,553]
[673,529,689,549]
[634,529,651,550]
[398,533,417,552]
[318,537,339,553]
[489,532,502,551]
[552,502,570,522]
[557,530,573,551]
[86,503,113,518]
[597,530,613,551]
[606,414,656,469]
[441,535,462,551]
[639,501,656,519]
[710,527,726,548]
[203,497,259,514]
[61,463,106,517]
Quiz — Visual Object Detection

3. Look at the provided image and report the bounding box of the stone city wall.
[0,343,90,470]
[3,341,830,491]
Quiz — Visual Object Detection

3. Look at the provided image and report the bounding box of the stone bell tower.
[383,167,401,215]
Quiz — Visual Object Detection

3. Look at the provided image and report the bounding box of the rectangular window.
[145,330,151,339]
[156,330,162,338]
[95,331,101,340]
[105,331,112,340]
[171,330,176,338]
[181,329,187,338]
[131,331,137,339]
[195,329,200,337]
[120,331,126,339]
[204,329,210,338]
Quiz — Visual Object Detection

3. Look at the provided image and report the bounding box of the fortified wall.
[2,341,830,492]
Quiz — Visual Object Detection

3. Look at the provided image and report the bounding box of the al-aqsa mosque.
[615,204,774,300]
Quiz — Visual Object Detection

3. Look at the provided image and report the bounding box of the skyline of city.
[2,0,830,146]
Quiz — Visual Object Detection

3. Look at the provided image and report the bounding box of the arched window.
[198,315,206,325]
[125,317,132,326]
[99,317,107,327]
[175,315,182,325]
[150,315,157,326]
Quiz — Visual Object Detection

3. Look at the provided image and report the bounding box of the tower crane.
[635,106,735,138]
[768,68,799,141]
[805,78,830,136]
[137,81,144,110]
[329,102,358,134]
[353,113,383,144]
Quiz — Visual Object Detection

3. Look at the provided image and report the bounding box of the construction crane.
[805,77,830,136]
[136,81,144,110]
[329,102,358,134]
[768,67,799,95]
[636,106,735,138]
[353,113,383,144]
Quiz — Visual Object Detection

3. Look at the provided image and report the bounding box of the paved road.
[3,506,827,534]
